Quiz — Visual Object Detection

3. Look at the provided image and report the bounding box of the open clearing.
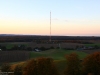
[84,43,100,47]
[30,49,87,60]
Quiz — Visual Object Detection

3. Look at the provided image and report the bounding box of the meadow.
[84,43,100,47]
[30,49,87,60]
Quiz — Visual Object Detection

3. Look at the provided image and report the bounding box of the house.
[34,49,41,52]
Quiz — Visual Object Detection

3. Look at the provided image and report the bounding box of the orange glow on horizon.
[0,19,100,36]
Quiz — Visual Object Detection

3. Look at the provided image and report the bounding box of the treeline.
[0,35,100,42]
[0,44,55,51]
[1,52,100,75]
[0,44,100,51]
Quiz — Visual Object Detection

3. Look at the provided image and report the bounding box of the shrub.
[50,46,55,49]
[37,57,59,75]
[1,63,11,72]
[39,46,46,51]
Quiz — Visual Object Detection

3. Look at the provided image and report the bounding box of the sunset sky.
[0,0,100,36]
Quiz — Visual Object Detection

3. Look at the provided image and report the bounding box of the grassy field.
[84,43,100,47]
[30,49,87,60]
[6,44,14,49]
[0,42,28,49]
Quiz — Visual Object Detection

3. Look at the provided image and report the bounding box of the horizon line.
[0,34,100,37]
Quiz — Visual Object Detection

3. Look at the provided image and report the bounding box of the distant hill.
[0,34,42,36]
[0,34,100,42]
[0,34,17,36]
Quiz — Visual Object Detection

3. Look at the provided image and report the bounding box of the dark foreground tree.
[14,64,23,75]
[64,53,81,75]
[23,57,59,75]
[23,59,37,75]
[82,52,100,75]
[37,57,59,75]
[1,63,11,72]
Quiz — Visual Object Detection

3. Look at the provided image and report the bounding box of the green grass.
[0,42,29,49]
[30,49,87,60]
[84,43,100,47]
[6,44,14,49]
[5,44,28,49]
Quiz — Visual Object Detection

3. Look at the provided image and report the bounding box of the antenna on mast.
[50,11,51,42]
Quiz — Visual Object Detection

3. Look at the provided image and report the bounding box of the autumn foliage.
[23,57,59,75]
[23,59,37,75]
[64,53,81,75]
[82,52,100,75]
[37,57,59,75]
[14,64,23,75]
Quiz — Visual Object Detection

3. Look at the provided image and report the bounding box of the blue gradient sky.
[0,0,100,36]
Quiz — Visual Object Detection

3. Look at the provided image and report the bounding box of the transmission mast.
[50,11,51,42]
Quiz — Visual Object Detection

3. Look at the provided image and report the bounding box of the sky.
[0,0,100,36]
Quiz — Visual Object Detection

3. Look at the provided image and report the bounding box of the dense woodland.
[0,35,100,52]
[0,35,100,42]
